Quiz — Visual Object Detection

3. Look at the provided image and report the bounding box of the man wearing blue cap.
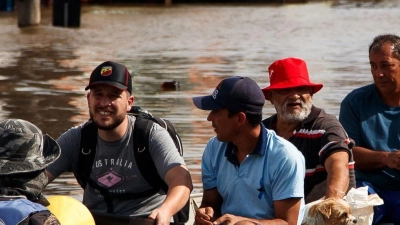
[192,76,306,225]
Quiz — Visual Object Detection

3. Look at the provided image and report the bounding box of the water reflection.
[0,0,399,198]
[0,46,84,137]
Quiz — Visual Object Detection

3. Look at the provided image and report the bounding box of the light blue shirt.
[202,123,305,224]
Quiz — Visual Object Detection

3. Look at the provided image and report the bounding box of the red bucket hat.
[261,57,323,100]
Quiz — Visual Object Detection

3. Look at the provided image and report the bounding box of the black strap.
[133,115,189,224]
[133,115,168,193]
[149,117,183,156]
[77,121,98,189]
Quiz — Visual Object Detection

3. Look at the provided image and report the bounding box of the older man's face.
[370,42,400,96]
[269,86,313,123]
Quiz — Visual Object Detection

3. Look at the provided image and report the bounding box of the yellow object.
[46,196,95,225]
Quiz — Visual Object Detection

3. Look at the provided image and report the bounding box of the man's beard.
[275,98,312,123]
[89,110,125,131]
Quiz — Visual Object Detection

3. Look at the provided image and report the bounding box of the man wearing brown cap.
[193,76,305,225]
[261,57,355,203]
[45,61,193,225]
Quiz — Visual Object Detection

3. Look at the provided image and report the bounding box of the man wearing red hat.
[261,57,356,203]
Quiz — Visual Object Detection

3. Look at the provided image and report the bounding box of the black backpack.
[76,106,189,224]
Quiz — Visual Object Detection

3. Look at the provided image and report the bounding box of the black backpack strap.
[148,117,183,156]
[133,115,189,224]
[133,115,168,193]
[77,121,98,189]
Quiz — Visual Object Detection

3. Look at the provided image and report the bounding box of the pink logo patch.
[97,171,123,188]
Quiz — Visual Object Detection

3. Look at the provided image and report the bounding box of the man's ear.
[127,95,134,111]
[268,92,274,104]
[237,112,247,125]
[86,92,90,107]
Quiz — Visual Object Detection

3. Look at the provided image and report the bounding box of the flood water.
[0,0,400,198]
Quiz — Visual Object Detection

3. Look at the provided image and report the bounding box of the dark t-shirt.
[263,106,356,203]
[47,116,185,216]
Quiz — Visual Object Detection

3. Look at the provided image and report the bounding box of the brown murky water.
[0,0,399,198]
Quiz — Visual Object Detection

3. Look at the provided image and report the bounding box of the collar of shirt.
[224,123,268,165]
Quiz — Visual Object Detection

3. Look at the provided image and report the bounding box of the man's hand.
[213,214,249,225]
[148,208,172,225]
[194,207,215,225]
[386,151,400,170]
[152,165,192,225]
[352,146,400,170]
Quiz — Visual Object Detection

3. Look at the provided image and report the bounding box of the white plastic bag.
[345,187,384,225]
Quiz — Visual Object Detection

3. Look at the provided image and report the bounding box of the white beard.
[274,98,313,123]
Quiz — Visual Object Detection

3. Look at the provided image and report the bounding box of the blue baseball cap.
[192,76,265,115]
